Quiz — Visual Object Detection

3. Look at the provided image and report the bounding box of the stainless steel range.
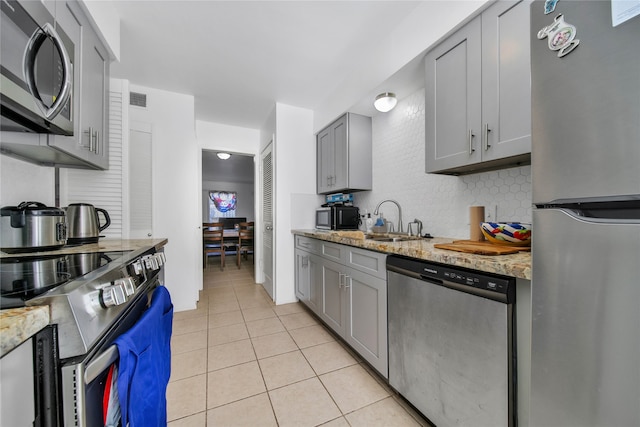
[0,244,167,426]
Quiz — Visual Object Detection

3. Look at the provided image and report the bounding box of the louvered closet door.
[63,88,124,238]
[261,142,274,299]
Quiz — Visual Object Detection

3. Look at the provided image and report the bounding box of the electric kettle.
[65,203,111,244]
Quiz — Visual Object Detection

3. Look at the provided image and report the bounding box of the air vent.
[129,92,147,108]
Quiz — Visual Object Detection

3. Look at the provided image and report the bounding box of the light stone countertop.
[0,239,168,356]
[292,229,531,281]
[0,306,49,357]
[0,238,168,258]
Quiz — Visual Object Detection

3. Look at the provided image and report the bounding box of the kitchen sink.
[365,233,421,242]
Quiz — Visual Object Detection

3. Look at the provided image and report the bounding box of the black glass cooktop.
[0,251,127,309]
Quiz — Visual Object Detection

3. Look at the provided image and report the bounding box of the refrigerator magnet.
[544,0,559,14]
[537,14,580,58]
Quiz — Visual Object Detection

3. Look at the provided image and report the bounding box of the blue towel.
[114,286,173,427]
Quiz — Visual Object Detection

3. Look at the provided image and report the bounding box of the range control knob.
[143,255,159,270]
[115,277,136,297]
[156,252,166,265]
[132,260,144,275]
[99,284,126,308]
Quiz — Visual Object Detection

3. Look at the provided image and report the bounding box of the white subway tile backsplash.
[355,89,531,240]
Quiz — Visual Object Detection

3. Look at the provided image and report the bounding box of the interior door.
[129,124,153,238]
[261,142,274,299]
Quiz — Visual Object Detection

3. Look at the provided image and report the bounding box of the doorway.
[201,150,256,269]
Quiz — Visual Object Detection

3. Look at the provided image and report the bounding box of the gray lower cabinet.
[425,0,532,174]
[294,235,388,377]
[0,338,34,425]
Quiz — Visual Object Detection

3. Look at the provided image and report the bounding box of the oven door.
[60,278,159,427]
[0,0,74,134]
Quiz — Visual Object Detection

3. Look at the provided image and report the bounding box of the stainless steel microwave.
[316,206,360,230]
[1,0,74,135]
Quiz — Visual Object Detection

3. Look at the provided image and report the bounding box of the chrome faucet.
[373,199,403,234]
[407,218,423,237]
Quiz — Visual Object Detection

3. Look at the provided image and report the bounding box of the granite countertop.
[0,238,168,258]
[292,229,531,280]
[0,306,49,357]
[0,238,168,356]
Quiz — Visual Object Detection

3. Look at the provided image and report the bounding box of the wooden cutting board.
[434,240,530,255]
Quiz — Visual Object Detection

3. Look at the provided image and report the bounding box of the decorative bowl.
[480,222,531,246]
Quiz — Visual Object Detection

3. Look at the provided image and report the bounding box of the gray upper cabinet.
[317,113,372,194]
[48,0,109,170]
[425,0,532,175]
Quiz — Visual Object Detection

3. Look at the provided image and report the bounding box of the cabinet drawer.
[295,235,320,254]
[346,247,387,280]
[321,241,344,263]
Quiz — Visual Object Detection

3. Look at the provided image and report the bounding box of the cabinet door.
[345,268,388,378]
[320,259,346,336]
[47,1,109,170]
[330,115,348,191]
[80,26,109,169]
[295,249,310,302]
[45,1,86,162]
[425,17,482,173]
[307,253,322,314]
[481,0,532,161]
[317,127,333,193]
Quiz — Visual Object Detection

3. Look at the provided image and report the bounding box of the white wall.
[129,84,201,312]
[356,89,532,239]
[0,156,55,207]
[197,121,260,154]
[273,103,316,304]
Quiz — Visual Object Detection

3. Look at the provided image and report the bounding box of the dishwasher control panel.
[387,255,515,303]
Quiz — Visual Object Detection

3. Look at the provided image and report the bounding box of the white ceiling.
[108,0,435,130]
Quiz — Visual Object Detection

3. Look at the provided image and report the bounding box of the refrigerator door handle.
[555,205,640,225]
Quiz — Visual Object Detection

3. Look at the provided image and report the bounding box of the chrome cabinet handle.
[23,23,72,120]
[338,273,350,289]
[301,256,309,268]
[265,225,273,231]
[93,129,99,154]
[483,124,491,151]
[468,129,475,154]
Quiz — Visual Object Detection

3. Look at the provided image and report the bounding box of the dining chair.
[203,222,225,270]
[236,222,254,268]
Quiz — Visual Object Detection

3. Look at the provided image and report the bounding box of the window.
[209,191,237,220]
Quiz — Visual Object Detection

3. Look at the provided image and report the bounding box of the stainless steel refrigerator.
[530,1,640,426]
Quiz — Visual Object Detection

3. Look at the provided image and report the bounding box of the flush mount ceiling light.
[216,152,231,160]
[374,92,397,112]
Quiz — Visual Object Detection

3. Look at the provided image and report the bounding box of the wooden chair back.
[203,222,225,269]
[236,222,254,268]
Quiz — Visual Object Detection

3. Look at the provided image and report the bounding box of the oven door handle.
[84,344,119,385]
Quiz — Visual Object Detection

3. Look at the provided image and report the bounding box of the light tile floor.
[167,261,431,426]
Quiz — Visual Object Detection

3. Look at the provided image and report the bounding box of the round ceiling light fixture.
[216,152,231,160]
[374,92,397,112]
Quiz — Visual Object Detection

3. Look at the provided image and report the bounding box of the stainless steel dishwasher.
[387,255,516,427]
